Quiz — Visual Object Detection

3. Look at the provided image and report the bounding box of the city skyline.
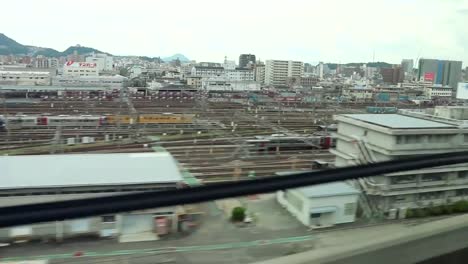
[1,0,467,65]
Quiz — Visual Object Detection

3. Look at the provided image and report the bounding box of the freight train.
[0,113,194,130]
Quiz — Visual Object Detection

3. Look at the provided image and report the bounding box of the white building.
[277,181,360,228]
[191,66,225,79]
[342,86,374,101]
[255,63,265,84]
[202,79,260,91]
[332,108,468,216]
[0,153,185,242]
[85,53,114,72]
[265,60,303,86]
[52,75,127,88]
[317,62,324,79]
[0,70,50,85]
[187,76,202,89]
[424,85,453,99]
[222,57,237,70]
[63,61,99,77]
[226,68,254,81]
[129,65,146,79]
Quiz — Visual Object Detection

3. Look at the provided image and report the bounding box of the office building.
[418,59,462,90]
[380,66,404,84]
[401,59,414,74]
[239,54,256,68]
[52,75,127,88]
[424,85,453,99]
[332,107,468,216]
[85,53,114,72]
[63,61,99,77]
[264,60,303,86]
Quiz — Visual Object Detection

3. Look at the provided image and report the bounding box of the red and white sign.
[424,72,435,82]
[64,61,97,68]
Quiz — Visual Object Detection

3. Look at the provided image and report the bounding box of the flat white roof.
[342,114,455,129]
[298,182,359,198]
[0,152,182,189]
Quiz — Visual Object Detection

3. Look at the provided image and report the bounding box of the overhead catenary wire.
[0,151,468,228]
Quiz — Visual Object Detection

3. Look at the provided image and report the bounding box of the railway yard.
[0,90,403,184]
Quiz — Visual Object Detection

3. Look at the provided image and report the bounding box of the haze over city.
[1,0,468,64]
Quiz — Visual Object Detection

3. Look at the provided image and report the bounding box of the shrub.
[442,204,454,215]
[413,208,428,218]
[453,200,468,213]
[231,207,246,222]
[428,206,444,216]
[406,209,414,218]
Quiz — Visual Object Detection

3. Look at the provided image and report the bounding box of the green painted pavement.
[0,235,315,261]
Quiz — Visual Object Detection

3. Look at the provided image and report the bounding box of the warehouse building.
[0,152,185,243]
[277,181,359,228]
[332,107,468,217]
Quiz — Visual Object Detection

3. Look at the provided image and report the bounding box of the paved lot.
[0,201,313,263]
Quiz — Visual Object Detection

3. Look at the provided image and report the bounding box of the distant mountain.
[0,33,28,55]
[163,53,190,62]
[62,46,109,56]
[0,33,111,57]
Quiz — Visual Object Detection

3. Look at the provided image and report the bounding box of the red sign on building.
[424,72,435,82]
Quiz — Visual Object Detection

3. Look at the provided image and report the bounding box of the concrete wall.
[277,191,309,226]
[308,194,359,224]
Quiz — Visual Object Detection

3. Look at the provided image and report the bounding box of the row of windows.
[396,134,457,144]
[1,76,45,79]
[391,171,468,185]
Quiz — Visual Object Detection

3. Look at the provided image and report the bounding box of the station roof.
[0,152,183,190]
[342,114,455,129]
[298,182,359,198]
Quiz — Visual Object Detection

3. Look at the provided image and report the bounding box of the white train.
[0,115,106,129]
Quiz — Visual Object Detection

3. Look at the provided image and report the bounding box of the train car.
[47,115,102,127]
[106,115,135,125]
[6,115,37,128]
[319,136,336,149]
[138,113,194,124]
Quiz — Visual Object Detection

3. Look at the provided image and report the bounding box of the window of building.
[101,215,116,223]
[421,173,444,182]
[394,195,407,201]
[458,171,468,180]
[456,189,468,196]
[310,213,321,218]
[390,175,417,184]
[419,191,444,200]
[344,203,356,215]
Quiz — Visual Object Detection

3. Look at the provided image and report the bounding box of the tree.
[231,207,246,222]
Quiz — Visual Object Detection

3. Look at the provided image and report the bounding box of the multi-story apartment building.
[239,54,256,69]
[225,68,254,81]
[264,60,303,86]
[191,66,224,79]
[254,62,265,84]
[332,107,468,214]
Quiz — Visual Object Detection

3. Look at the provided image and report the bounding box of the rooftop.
[297,182,359,198]
[0,152,182,189]
[342,114,455,129]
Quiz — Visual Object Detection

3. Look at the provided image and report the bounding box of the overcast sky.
[1,0,467,65]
